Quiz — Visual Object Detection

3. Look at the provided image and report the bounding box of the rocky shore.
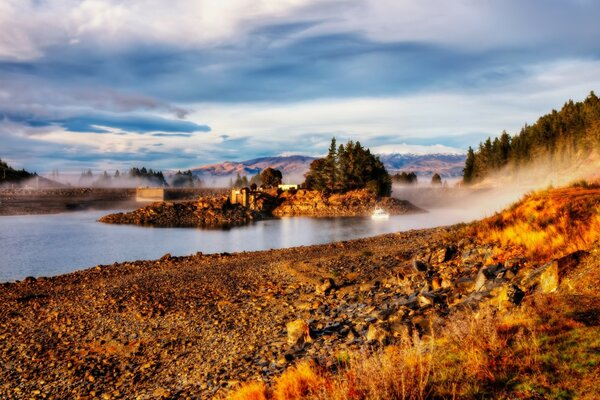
[272,189,421,217]
[99,196,261,228]
[0,220,587,398]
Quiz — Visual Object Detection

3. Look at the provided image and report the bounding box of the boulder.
[366,324,390,344]
[411,259,429,273]
[315,278,336,295]
[286,319,312,346]
[474,264,504,291]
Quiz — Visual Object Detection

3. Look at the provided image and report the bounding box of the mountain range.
[190,153,466,183]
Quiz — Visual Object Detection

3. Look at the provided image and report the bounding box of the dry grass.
[272,361,326,400]
[471,184,600,262]
[229,297,599,399]
[228,382,267,400]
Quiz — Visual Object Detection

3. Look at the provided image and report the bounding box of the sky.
[1,0,600,173]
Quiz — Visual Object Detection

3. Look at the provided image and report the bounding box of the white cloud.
[187,58,600,154]
[2,0,598,60]
[371,143,464,155]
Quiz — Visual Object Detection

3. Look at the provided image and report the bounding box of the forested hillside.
[0,158,34,183]
[464,92,600,183]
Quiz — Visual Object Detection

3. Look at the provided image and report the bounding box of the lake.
[0,207,485,282]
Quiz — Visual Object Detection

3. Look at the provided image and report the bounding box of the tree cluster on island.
[463,91,600,183]
[303,138,392,197]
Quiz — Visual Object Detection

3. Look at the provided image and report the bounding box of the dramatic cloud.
[0,0,599,172]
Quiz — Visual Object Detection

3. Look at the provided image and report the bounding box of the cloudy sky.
[1,0,600,173]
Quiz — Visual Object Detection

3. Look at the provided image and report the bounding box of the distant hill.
[191,153,466,184]
[378,153,466,178]
[464,91,600,185]
[192,156,315,178]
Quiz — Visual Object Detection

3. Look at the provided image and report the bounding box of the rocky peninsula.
[99,189,423,228]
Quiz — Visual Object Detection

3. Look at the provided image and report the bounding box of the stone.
[474,264,504,291]
[411,259,429,273]
[539,261,559,293]
[286,320,312,346]
[316,278,336,295]
[366,324,389,344]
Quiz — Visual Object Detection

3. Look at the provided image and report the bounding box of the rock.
[316,278,336,295]
[474,264,504,291]
[455,276,475,291]
[286,320,312,346]
[433,246,457,263]
[411,259,429,273]
[539,261,559,293]
[523,251,587,293]
[366,324,389,344]
[390,321,411,341]
[417,293,436,307]
[430,275,442,290]
[496,284,525,309]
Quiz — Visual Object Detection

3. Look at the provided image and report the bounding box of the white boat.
[371,207,390,220]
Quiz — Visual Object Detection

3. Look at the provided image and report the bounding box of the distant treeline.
[464,91,600,183]
[80,167,202,188]
[392,171,418,185]
[0,158,35,182]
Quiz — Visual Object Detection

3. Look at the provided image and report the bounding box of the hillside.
[464,92,600,184]
[378,153,465,177]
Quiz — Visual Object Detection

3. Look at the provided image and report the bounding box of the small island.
[99,139,424,228]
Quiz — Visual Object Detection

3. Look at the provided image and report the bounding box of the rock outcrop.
[99,196,261,228]
[272,189,422,217]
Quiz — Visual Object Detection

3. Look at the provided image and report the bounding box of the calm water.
[0,208,483,282]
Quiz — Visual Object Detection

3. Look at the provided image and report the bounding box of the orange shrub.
[272,361,325,400]
[227,382,267,400]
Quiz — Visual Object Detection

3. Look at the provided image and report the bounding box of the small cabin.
[136,187,165,202]
[278,184,298,191]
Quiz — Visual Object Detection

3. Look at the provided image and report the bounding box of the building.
[278,184,298,191]
[231,186,265,208]
[136,187,165,202]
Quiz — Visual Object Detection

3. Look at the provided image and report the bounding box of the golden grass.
[229,296,599,399]
[227,382,267,400]
[471,185,600,262]
[272,361,326,400]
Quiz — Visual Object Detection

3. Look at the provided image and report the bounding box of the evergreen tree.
[463,147,476,184]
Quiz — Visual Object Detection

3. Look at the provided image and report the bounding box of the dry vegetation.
[471,182,600,262]
[228,290,600,400]
[227,183,600,400]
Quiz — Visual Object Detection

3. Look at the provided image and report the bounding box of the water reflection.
[0,207,483,282]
